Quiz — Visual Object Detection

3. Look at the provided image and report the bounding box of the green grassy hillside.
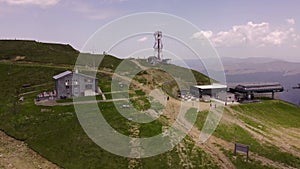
[1,40,299,169]
[0,40,78,64]
[231,100,300,128]
[0,40,209,81]
[0,40,216,168]
[186,100,300,169]
[0,40,122,69]
[0,63,217,168]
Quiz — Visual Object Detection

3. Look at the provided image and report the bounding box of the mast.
[154,31,163,61]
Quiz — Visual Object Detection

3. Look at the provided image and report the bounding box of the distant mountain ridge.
[221,57,300,76]
[180,57,300,76]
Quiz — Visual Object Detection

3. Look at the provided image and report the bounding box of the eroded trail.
[0,131,60,169]
[225,107,300,158]
[161,97,236,169]
[161,96,299,169]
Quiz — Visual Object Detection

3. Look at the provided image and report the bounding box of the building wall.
[190,86,200,97]
[190,86,227,98]
[55,74,73,98]
[55,73,98,98]
[216,92,235,102]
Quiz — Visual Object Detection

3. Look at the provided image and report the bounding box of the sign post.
[234,143,249,162]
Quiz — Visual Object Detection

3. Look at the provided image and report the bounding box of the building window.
[85,84,92,89]
[84,78,92,83]
[65,80,70,86]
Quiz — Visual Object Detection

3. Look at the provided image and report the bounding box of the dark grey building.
[229,82,284,100]
[53,70,98,99]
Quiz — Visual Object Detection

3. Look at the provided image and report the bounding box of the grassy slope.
[186,100,300,168]
[138,59,211,85]
[231,100,300,128]
[2,40,299,169]
[0,40,122,69]
[0,40,78,64]
[134,59,211,98]
[0,40,216,168]
[0,63,218,168]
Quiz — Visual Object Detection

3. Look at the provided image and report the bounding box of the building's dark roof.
[53,71,72,80]
[231,82,284,93]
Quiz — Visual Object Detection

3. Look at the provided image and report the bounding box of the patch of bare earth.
[189,128,236,169]
[161,97,235,169]
[128,124,141,169]
[222,107,299,168]
[226,107,300,158]
[0,131,60,169]
[176,142,193,168]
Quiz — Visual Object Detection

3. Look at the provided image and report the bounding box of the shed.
[190,83,227,98]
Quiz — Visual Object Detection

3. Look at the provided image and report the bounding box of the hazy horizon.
[1,0,300,62]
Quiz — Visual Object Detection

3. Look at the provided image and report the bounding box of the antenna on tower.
[154,31,163,61]
[147,31,170,65]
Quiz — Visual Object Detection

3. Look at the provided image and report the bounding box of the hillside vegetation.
[0,40,299,169]
[0,40,78,64]
[0,40,216,168]
[0,40,122,69]
[186,100,300,169]
[0,62,219,168]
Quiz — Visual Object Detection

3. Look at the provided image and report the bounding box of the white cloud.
[137,37,148,42]
[286,18,295,25]
[192,31,213,39]
[262,29,293,45]
[193,20,299,47]
[0,0,60,6]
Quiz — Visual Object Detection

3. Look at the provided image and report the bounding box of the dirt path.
[0,131,60,169]
[35,98,129,106]
[226,107,300,158]
[158,96,236,169]
[210,135,297,169]
[158,95,299,169]
[128,123,141,169]
[130,60,148,71]
[98,87,106,100]
[219,107,299,168]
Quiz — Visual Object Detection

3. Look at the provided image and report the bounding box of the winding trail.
[226,107,300,158]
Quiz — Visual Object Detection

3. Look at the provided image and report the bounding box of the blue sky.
[1,0,300,61]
